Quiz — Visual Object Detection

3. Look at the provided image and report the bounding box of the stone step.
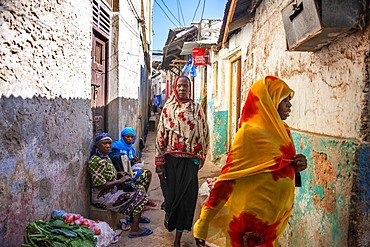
[89,205,127,229]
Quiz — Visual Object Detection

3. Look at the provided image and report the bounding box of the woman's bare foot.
[129,227,146,235]
[128,227,153,238]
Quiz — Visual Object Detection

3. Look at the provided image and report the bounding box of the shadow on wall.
[349,143,370,247]
[105,97,150,153]
[0,95,93,247]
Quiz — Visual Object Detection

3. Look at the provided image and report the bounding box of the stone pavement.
[113,114,222,247]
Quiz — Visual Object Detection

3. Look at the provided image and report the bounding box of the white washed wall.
[0,0,93,246]
[244,0,368,139]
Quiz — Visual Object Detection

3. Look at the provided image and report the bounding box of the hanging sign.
[192,48,211,66]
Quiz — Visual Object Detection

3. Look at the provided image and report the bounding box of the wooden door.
[91,35,107,135]
[227,57,241,151]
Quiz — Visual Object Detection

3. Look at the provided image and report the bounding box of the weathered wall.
[245,1,368,139]
[246,1,369,245]
[208,0,369,245]
[349,143,370,247]
[207,25,253,160]
[281,132,357,246]
[0,0,92,246]
[108,0,149,144]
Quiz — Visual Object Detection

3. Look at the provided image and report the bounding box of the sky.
[152,0,227,50]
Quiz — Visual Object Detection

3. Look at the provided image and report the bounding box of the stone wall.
[108,1,148,144]
[0,0,92,246]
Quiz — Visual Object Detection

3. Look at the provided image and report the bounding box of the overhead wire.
[200,0,206,21]
[111,15,140,38]
[191,0,202,23]
[177,0,186,26]
[154,0,179,27]
[159,0,182,27]
[177,0,180,26]
[127,0,141,22]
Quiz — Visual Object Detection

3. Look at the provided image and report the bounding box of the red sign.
[192,48,211,66]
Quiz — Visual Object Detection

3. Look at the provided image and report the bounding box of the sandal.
[142,206,149,211]
[139,216,151,223]
[146,199,157,207]
[119,219,131,231]
[128,228,153,238]
[111,230,122,244]
[128,216,151,224]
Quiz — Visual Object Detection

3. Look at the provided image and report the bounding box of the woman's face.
[97,139,112,155]
[277,96,292,120]
[176,77,190,99]
[123,134,135,144]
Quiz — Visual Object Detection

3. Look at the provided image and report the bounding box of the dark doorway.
[91,34,108,135]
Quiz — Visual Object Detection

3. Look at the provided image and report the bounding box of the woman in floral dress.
[88,132,153,238]
[155,75,209,247]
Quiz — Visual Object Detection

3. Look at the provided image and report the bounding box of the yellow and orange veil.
[194,76,297,247]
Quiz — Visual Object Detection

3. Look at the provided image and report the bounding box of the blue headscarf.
[90,132,112,158]
[109,127,137,161]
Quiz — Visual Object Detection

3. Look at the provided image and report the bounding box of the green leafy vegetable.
[22,219,96,247]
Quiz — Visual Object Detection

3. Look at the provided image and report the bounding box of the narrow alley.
[114,114,221,246]
[1,0,369,246]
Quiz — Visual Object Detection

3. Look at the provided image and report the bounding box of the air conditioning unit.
[281,0,365,51]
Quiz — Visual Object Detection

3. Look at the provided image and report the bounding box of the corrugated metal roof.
[216,0,263,49]
[180,40,218,55]
[161,26,199,69]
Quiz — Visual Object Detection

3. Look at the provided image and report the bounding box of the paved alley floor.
[113,114,222,247]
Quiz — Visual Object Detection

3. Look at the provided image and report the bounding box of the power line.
[127,0,141,22]
[177,0,186,27]
[200,0,206,21]
[160,0,182,27]
[154,0,179,27]
[191,0,202,23]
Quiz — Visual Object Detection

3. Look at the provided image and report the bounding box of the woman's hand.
[118,171,132,178]
[132,156,139,164]
[118,174,132,183]
[195,238,206,247]
[292,154,307,172]
[157,171,167,181]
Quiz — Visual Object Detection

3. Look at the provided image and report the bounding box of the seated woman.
[88,132,153,238]
[109,127,157,208]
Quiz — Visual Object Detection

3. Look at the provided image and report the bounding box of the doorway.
[91,34,108,135]
[227,56,241,151]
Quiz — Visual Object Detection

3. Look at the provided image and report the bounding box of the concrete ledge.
[89,205,127,229]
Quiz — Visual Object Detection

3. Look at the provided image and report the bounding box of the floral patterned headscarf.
[155,76,209,166]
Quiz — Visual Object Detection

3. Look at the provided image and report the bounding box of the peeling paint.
[282,131,357,246]
[211,110,228,160]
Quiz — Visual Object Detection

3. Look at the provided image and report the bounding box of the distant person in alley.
[88,132,153,238]
[151,95,159,114]
[155,75,209,247]
[193,76,307,247]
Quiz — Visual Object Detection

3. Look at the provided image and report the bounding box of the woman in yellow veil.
[194,76,307,247]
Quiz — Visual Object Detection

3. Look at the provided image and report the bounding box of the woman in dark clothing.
[155,75,209,247]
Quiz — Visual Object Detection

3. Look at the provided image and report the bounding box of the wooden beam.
[222,0,238,46]
[172,59,188,63]
[228,15,251,32]
[169,63,184,67]
[141,0,150,69]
